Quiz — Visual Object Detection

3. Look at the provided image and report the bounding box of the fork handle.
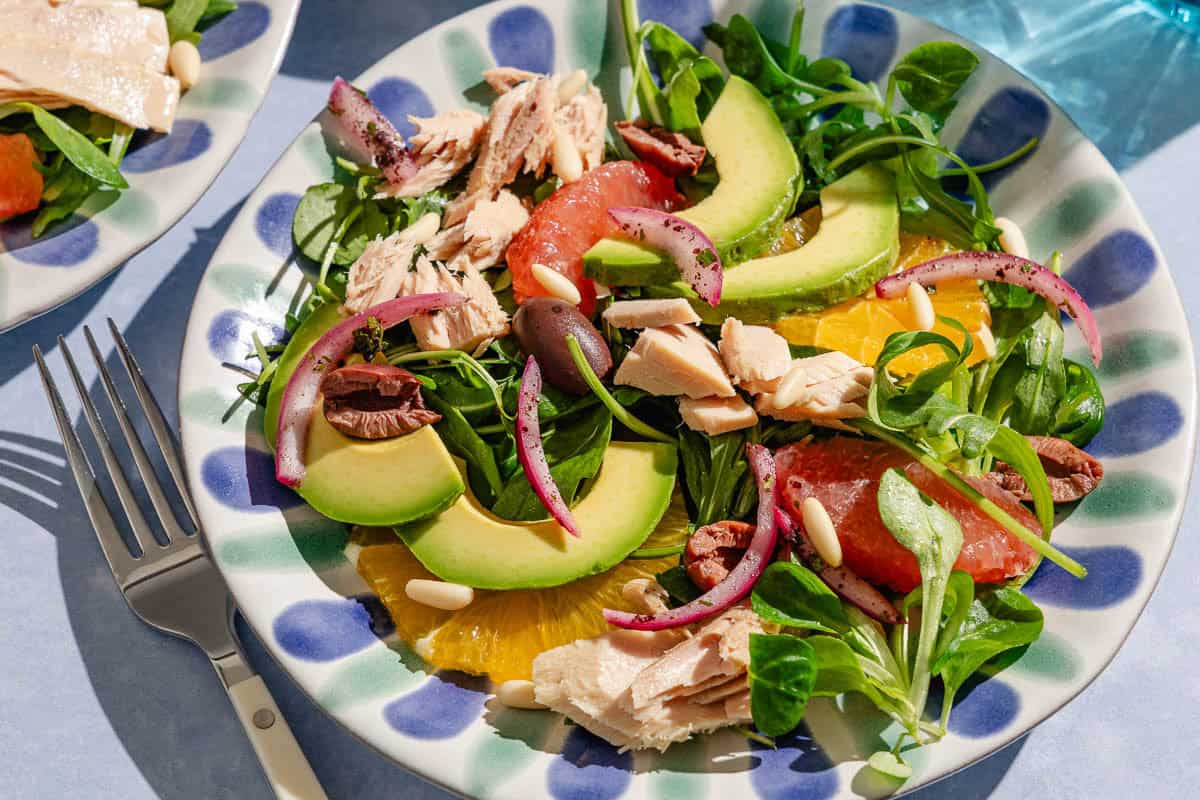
[227,675,328,800]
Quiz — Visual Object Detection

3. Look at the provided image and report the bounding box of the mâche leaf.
[749,633,818,737]
[752,561,850,635]
[891,42,980,118]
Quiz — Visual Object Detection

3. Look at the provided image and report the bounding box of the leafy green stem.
[620,0,665,125]
[388,349,514,428]
[852,420,1087,578]
[629,543,687,559]
[939,136,1038,177]
[565,335,675,443]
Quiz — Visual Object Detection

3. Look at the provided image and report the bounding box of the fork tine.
[84,326,189,543]
[33,345,140,583]
[108,318,200,531]
[58,335,161,556]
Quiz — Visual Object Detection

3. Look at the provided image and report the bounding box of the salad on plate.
[0,0,234,235]
[240,1,1108,783]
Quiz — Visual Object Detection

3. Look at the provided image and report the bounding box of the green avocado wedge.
[583,75,800,285]
[649,165,901,324]
[263,301,465,526]
[398,441,678,590]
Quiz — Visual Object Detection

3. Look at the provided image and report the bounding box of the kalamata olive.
[513,297,612,395]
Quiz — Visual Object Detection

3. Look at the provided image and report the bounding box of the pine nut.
[531,262,582,305]
[995,216,1029,260]
[976,322,997,359]
[399,211,441,244]
[557,69,588,105]
[906,282,935,331]
[801,496,842,567]
[772,363,810,409]
[168,40,201,91]
[622,578,668,614]
[404,578,475,610]
[496,679,547,710]
[551,125,584,183]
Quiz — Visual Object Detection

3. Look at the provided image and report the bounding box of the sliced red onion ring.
[774,508,901,626]
[603,443,777,630]
[516,356,581,537]
[275,293,466,487]
[875,251,1102,367]
[327,77,417,186]
[608,207,722,306]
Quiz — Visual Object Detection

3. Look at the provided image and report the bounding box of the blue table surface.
[2,1,1199,797]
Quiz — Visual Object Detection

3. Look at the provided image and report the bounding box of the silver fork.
[34,320,327,800]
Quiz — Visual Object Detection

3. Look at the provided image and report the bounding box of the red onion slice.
[327,77,417,186]
[603,443,777,630]
[774,508,901,626]
[516,356,581,537]
[875,251,1102,366]
[608,207,722,306]
[275,293,466,487]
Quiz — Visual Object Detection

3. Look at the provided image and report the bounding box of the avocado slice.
[398,442,678,590]
[583,76,800,285]
[263,301,465,526]
[650,165,901,324]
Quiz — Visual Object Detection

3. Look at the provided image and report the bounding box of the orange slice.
[352,496,690,682]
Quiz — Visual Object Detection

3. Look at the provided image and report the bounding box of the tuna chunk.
[482,66,539,95]
[553,84,606,173]
[756,351,874,425]
[426,188,529,271]
[602,298,701,329]
[376,109,485,199]
[614,325,734,399]
[0,37,179,131]
[718,318,792,392]
[343,232,419,315]
[532,605,767,751]
[403,255,509,353]
[2,4,169,71]
[444,76,555,225]
[679,395,757,436]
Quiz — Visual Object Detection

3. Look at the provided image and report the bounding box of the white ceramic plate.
[178,1,1197,797]
[0,0,300,332]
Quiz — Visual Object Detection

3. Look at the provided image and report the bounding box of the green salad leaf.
[751,561,849,635]
[1,103,126,189]
[891,42,980,119]
[748,633,818,737]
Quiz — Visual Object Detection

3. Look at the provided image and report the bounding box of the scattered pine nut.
[551,125,584,183]
[168,40,201,91]
[773,363,810,409]
[531,262,582,305]
[976,322,997,359]
[399,211,441,244]
[801,496,843,567]
[556,69,588,105]
[496,679,547,710]
[404,578,475,611]
[995,216,1030,260]
[906,282,935,331]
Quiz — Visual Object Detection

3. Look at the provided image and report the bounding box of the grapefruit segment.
[0,133,43,221]
[776,438,1038,592]
[506,160,683,315]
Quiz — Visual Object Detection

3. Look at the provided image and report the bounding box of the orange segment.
[0,133,43,221]
[774,233,990,376]
[352,496,690,682]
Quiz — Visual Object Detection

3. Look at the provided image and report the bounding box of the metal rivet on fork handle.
[253,709,276,729]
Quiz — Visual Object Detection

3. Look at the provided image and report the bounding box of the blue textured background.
[1,1,1199,797]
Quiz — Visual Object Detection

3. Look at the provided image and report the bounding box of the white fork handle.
[227,675,328,800]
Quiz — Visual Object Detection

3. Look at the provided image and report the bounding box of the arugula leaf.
[678,429,754,526]
[932,588,1043,726]
[490,406,612,521]
[423,392,504,505]
[891,42,979,119]
[704,14,827,98]
[748,633,817,737]
[751,561,849,635]
[0,103,126,188]
[877,468,963,713]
